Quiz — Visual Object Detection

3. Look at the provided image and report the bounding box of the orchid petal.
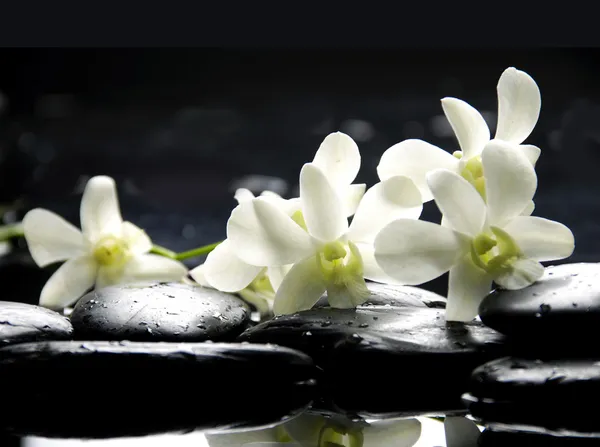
[267,265,292,291]
[441,97,490,159]
[234,188,255,204]
[494,257,545,290]
[520,144,541,166]
[198,239,262,292]
[312,131,360,188]
[374,219,469,285]
[39,256,97,310]
[363,418,422,447]
[344,183,367,217]
[520,200,535,216]
[348,176,422,244]
[495,67,541,144]
[444,417,481,447]
[377,139,459,202]
[205,427,283,447]
[121,221,152,255]
[23,209,87,267]
[356,243,405,285]
[119,253,187,284]
[446,256,493,322]
[227,198,313,266]
[300,163,348,242]
[503,216,574,262]
[482,140,537,227]
[188,264,211,287]
[80,175,123,243]
[427,169,486,237]
[272,255,326,316]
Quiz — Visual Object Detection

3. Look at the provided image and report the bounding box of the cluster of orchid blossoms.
[19,66,575,322]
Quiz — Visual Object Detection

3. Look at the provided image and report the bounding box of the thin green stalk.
[0,223,24,241]
[174,241,221,261]
[149,244,178,259]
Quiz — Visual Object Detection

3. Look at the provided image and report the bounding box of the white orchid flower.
[377,67,541,202]
[22,176,188,310]
[206,413,422,447]
[311,131,367,217]
[190,188,296,315]
[374,141,574,322]
[227,161,422,316]
[444,417,482,447]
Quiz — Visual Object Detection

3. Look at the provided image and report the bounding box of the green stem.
[0,223,24,241]
[151,241,222,261]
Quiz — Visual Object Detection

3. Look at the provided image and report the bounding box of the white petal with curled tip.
[441,97,490,159]
[374,219,469,285]
[503,216,574,262]
[495,67,541,144]
[267,265,292,291]
[39,256,97,310]
[227,198,313,266]
[363,418,422,447]
[188,264,211,287]
[272,255,327,316]
[446,256,493,322]
[520,144,541,166]
[355,243,405,285]
[300,163,348,242]
[23,208,87,267]
[234,188,255,204]
[377,139,459,202]
[80,176,123,243]
[482,140,537,227]
[260,193,301,216]
[520,200,535,216]
[348,176,422,244]
[121,221,152,255]
[444,416,481,447]
[312,131,361,188]
[494,257,545,290]
[119,254,188,284]
[199,239,262,292]
[427,169,486,238]
[205,427,284,447]
[344,183,367,217]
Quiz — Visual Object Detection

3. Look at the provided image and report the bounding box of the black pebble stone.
[0,301,73,347]
[0,340,317,438]
[479,263,600,342]
[238,306,508,418]
[465,356,600,433]
[70,282,251,342]
[479,427,600,446]
[313,282,447,309]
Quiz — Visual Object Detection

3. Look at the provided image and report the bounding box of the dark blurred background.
[0,48,598,302]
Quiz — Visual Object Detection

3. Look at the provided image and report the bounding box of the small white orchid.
[206,413,422,447]
[190,188,297,315]
[374,141,574,322]
[22,176,188,310]
[227,162,422,316]
[377,67,541,202]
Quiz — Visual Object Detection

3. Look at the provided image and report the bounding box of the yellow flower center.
[93,235,129,267]
[459,155,486,201]
[470,227,522,277]
[238,269,276,316]
[291,210,308,231]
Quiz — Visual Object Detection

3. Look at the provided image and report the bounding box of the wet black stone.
[0,301,73,346]
[238,306,508,418]
[0,340,317,438]
[313,282,447,309]
[70,282,251,342]
[479,427,600,447]
[464,356,600,433]
[479,263,600,342]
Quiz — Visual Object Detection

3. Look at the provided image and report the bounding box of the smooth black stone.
[0,301,73,347]
[465,356,600,433]
[479,263,600,341]
[0,340,317,438]
[238,306,508,418]
[70,282,251,342]
[313,282,447,309]
[480,427,600,446]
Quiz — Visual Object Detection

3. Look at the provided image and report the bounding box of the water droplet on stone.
[359,323,369,328]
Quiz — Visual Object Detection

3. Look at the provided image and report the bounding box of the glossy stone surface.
[479,263,600,341]
[70,283,251,342]
[465,356,600,433]
[0,340,316,438]
[480,427,600,446]
[313,282,447,309]
[239,306,508,417]
[0,301,73,347]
